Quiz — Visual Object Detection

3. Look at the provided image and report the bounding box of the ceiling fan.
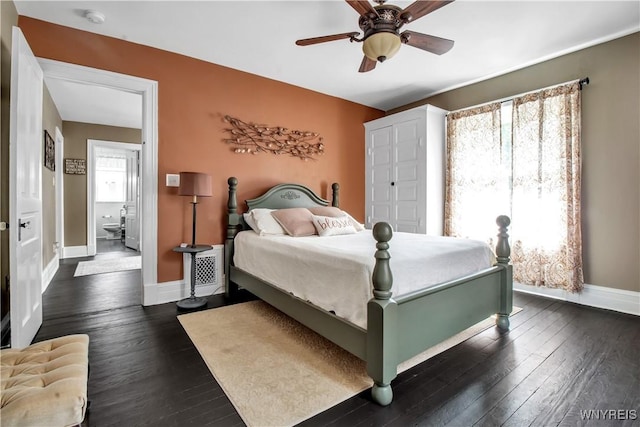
[296,0,455,73]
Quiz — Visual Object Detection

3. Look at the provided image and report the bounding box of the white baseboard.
[514,282,640,316]
[142,277,637,314]
[41,254,59,293]
[143,277,225,306]
[62,245,88,259]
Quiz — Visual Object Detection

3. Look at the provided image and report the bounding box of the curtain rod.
[578,77,590,90]
[447,77,590,115]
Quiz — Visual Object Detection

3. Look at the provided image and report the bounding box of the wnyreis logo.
[580,409,637,421]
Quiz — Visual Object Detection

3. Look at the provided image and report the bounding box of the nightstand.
[173,244,212,310]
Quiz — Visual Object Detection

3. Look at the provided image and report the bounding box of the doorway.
[39,58,158,304]
[88,140,142,256]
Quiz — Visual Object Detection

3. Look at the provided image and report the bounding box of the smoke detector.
[84,10,106,24]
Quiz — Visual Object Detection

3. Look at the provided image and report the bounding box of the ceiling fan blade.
[296,32,360,46]
[400,0,454,23]
[401,30,454,55]
[358,56,377,73]
[346,0,379,18]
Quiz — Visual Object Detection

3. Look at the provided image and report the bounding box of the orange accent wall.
[19,17,383,283]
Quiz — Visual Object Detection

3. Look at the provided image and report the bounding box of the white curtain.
[445,81,584,293]
[511,81,584,292]
[445,102,508,246]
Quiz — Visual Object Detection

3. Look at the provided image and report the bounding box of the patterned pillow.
[271,208,316,237]
[311,214,357,237]
[308,207,365,231]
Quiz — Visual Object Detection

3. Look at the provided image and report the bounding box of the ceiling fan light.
[362,32,401,63]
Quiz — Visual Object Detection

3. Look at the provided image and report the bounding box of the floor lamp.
[179,172,212,247]
[175,171,212,310]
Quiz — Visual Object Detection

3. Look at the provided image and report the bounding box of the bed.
[224,177,513,406]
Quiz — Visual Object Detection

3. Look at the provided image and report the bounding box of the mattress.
[233,230,495,329]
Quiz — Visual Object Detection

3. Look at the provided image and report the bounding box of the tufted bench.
[1,334,89,427]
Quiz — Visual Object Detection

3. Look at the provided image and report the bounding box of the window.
[95,155,126,202]
[446,81,584,292]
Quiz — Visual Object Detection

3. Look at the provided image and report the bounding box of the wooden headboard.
[246,182,334,211]
[226,177,340,230]
[224,177,340,295]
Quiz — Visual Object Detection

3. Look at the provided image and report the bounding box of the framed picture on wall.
[64,158,86,175]
[44,130,55,171]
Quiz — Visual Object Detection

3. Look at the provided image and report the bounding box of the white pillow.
[311,214,357,237]
[346,213,365,232]
[243,213,258,233]
[250,209,286,236]
[307,206,365,231]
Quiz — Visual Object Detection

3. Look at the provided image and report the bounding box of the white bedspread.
[233,230,495,329]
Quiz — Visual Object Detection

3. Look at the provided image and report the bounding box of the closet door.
[394,118,426,233]
[367,126,395,229]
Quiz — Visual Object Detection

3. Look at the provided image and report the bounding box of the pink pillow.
[308,207,365,231]
[271,208,316,237]
[311,215,357,237]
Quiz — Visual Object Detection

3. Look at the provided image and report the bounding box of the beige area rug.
[179,301,521,427]
[74,255,141,277]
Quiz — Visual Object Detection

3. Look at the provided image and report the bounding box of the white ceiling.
[43,76,142,128]
[16,0,640,127]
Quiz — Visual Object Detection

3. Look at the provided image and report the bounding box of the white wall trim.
[54,126,64,253]
[62,245,88,259]
[41,254,59,293]
[514,282,640,316]
[143,279,225,306]
[38,58,159,304]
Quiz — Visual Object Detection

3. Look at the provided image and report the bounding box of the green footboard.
[395,267,509,362]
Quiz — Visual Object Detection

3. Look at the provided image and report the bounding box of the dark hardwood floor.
[96,238,136,254]
[35,253,640,427]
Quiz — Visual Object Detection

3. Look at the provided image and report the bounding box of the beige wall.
[62,122,141,247]
[42,85,61,268]
[393,33,640,293]
[1,0,18,323]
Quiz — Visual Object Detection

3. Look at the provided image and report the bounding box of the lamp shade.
[178,172,212,197]
[362,32,401,62]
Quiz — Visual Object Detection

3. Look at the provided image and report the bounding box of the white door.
[394,118,426,233]
[9,27,44,348]
[366,121,426,233]
[367,126,394,229]
[124,150,139,250]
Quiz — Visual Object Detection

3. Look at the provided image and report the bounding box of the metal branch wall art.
[223,115,325,161]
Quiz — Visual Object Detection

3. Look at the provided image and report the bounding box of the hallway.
[42,249,140,320]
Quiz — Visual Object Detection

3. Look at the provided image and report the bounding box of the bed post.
[367,222,397,406]
[331,183,340,208]
[225,177,241,299]
[495,215,513,331]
